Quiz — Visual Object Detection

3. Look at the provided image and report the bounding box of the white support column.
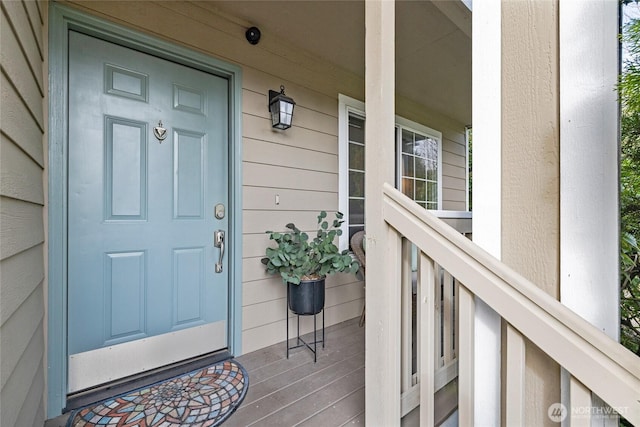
[364,0,399,425]
[560,3,619,425]
[471,1,502,425]
[559,0,619,344]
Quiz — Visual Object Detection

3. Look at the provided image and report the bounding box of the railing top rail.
[381,183,640,424]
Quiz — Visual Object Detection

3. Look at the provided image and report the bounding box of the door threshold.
[64,349,232,412]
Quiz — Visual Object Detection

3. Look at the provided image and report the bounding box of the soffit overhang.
[207,0,471,125]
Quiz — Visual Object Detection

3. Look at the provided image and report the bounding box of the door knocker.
[153,120,168,143]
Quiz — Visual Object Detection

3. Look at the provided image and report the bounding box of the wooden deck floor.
[44,317,458,426]
[225,317,365,427]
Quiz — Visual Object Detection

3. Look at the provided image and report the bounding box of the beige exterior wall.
[55,1,469,355]
[501,1,560,425]
[239,71,364,352]
[0,0,48,425]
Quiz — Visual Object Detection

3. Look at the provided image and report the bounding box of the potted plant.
[261,211,360,315]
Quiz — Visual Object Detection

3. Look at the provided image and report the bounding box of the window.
[398,124,440,210]
[347,113,366,242]
[338,95,442,250]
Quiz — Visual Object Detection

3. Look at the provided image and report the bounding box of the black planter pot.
[288,278,325,315]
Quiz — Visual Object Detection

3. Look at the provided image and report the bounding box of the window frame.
[338,94,443,250]
[395,116,443,212]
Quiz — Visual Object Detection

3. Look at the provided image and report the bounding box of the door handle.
[214,230,225,273]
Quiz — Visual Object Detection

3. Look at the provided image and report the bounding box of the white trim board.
[68,321,227,393]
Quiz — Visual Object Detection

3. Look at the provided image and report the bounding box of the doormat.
[66,359,248,427]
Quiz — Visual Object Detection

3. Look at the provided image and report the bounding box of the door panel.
[106,117,147,219]
[67,31,230,392]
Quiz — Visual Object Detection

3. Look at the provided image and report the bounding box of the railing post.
[401,239,413,394]
[458,284,475,426]
[442,270,454,364]
[434,266,443,369]
[419,252,436,424]
[570,376,592,427]
[505,324,525,425]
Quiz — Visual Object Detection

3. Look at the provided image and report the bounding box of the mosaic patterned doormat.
[67,359,248,427]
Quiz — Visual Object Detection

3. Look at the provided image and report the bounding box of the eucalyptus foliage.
[261,211,359,285]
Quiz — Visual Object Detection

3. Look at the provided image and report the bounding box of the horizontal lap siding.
[0,1,47,426]
[442,130,468,211]
[240,77,363,354]
[56,1,466,356]
[442,140,468,211]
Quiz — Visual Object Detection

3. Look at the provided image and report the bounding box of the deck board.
[341,411,366,425]
[298,385,365,427]
[256,367,364,426]
[228,317,365,426]
[246,320,364,385]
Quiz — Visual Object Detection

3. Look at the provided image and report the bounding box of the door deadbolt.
[215,203,225,220]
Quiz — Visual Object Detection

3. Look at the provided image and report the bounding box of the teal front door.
[67,31,230,393]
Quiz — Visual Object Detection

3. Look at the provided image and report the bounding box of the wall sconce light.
[268,85,295,130]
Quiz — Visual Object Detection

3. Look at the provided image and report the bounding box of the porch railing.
[399,211,470,421]
[380,183,640,425]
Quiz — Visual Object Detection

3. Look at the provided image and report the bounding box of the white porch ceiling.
[208,0,471,125]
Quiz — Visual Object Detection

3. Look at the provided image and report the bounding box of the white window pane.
[349,170,365,198]
[427,160,438,181]
[402,178,414,199]
[428,182,438,201]
[349,115,365,144]
[402,154,414,177]
[415,157,426,179]
[402,129,414,154]
[349,199,365,225]
[415,180,426,201]
[349,143,365,170]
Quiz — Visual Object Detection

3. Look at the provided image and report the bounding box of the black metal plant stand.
[286,282,325,362]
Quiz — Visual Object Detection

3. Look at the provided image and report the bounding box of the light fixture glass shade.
[268,86,295,130]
